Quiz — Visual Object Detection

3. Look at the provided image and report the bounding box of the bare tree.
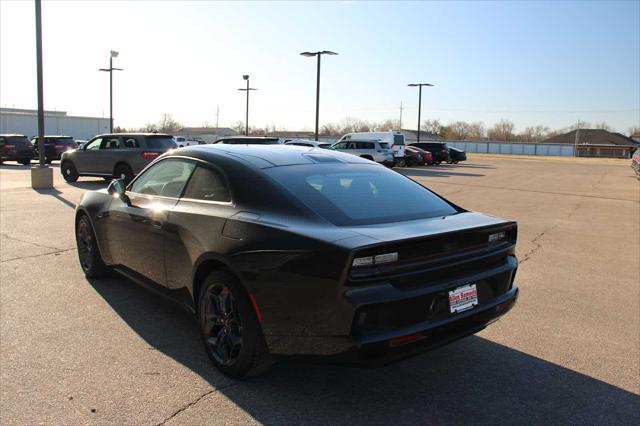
[594,122,611,131]
[467,122,486,140]
[521,125,550,142]
[139,122,158,132]
[374,119,400,131]
[232,121,245,134]
[448,121,471,140]
[422,119,443,136]
[157,113,182,133]
[488,119,515,141]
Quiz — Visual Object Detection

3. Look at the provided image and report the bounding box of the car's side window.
[122,137,139,148]
[103,137,121,149]
[85,138,102,150]
[129,159,196,198]
[334,142,346,149]
[182,165,231,202]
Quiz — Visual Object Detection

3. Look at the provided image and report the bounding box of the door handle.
[152,220,163,229]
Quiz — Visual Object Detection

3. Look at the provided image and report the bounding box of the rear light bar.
[4,144,15,149]
[140,152,160,159]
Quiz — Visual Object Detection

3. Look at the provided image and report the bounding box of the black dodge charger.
[75,144,519,377]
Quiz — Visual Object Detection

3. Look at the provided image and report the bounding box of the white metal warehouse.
[0,107,109,140]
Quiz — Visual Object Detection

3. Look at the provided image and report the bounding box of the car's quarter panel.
[105,193,178,286]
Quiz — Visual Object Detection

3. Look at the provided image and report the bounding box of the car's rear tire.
[453,160,459,164]
[198,271,273,378]
[113,163,133,185]
[61,161,79,182]
[75,214,110,278]
[396,158,407,167]
[19,159,31,165]
[360,155,374,161]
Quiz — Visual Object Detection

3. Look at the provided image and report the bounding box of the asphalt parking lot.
[1,154,639,425]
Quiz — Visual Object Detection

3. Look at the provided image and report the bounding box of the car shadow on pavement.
[86,275,639,424]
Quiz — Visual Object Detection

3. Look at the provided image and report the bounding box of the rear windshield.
[264,164,457,226]
[393,134,405,145]
[144,136,177,149]
[7,136,30,145]
[50,137,75,145]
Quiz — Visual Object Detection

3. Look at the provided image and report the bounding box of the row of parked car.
[1,131,467,184]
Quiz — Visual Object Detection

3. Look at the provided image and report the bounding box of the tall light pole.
[300,50,338,141]
[30,0,52,188]
[238,75,257,136]
[407,83,433,143]
[99,50,123,133]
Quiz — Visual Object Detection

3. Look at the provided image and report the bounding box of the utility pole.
[399,101,404,130]
[574,119,581,157]
[215,104,219,129]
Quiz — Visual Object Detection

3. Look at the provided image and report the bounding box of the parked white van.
[337,131,406,166]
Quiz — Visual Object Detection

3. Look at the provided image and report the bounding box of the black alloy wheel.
[201,284,243,366]
[198,271,273,378]
[75,215,109,278]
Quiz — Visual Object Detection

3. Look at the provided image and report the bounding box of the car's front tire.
[75,214,110,278]
[198,271,272,378]
[19,158,31,165]
[61,161,79,182]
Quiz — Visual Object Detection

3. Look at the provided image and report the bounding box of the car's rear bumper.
[267,284,519,362]
[2,151,32,161]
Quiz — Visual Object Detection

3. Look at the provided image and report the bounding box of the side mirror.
[107,179,131,205]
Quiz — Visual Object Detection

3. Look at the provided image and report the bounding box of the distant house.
[541,129,637,158]
[401,129,442,141]
[176,127,238,143]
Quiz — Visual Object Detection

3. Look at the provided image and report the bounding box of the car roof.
[174,144,376,169]
[218,136,279,140]
[32,135,72,138]
[0,134,27,137]
[95,133,172,138]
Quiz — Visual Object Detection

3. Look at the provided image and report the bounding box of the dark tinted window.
[182,166,231,202]
[379,143,391,149]
[333,142,347,149]
[103,137,121,149]
[144,136,177,149]
[393,134,405,145]
[356,142,375,149]
[265,164,457,226]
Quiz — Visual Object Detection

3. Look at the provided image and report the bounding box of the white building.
[0,108,110,140]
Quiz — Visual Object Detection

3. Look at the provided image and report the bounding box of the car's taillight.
[140,152,160,159]
[352,252,398,267]
[4,144,15,149]
[389,332,424,347]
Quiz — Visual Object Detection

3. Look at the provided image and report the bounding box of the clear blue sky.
[1,0,639,133]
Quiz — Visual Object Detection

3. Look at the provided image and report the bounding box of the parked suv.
[331,139,395,166]
[409,142,450,164]
[31,135,78,163]
[60,133,177,183]
[0,134,33,165]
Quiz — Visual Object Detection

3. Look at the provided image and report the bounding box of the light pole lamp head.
[243,74,249,80]
[320,50,338,56]
[110,50,119,58]
[300,52,316,57]
[408,83,434,87]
